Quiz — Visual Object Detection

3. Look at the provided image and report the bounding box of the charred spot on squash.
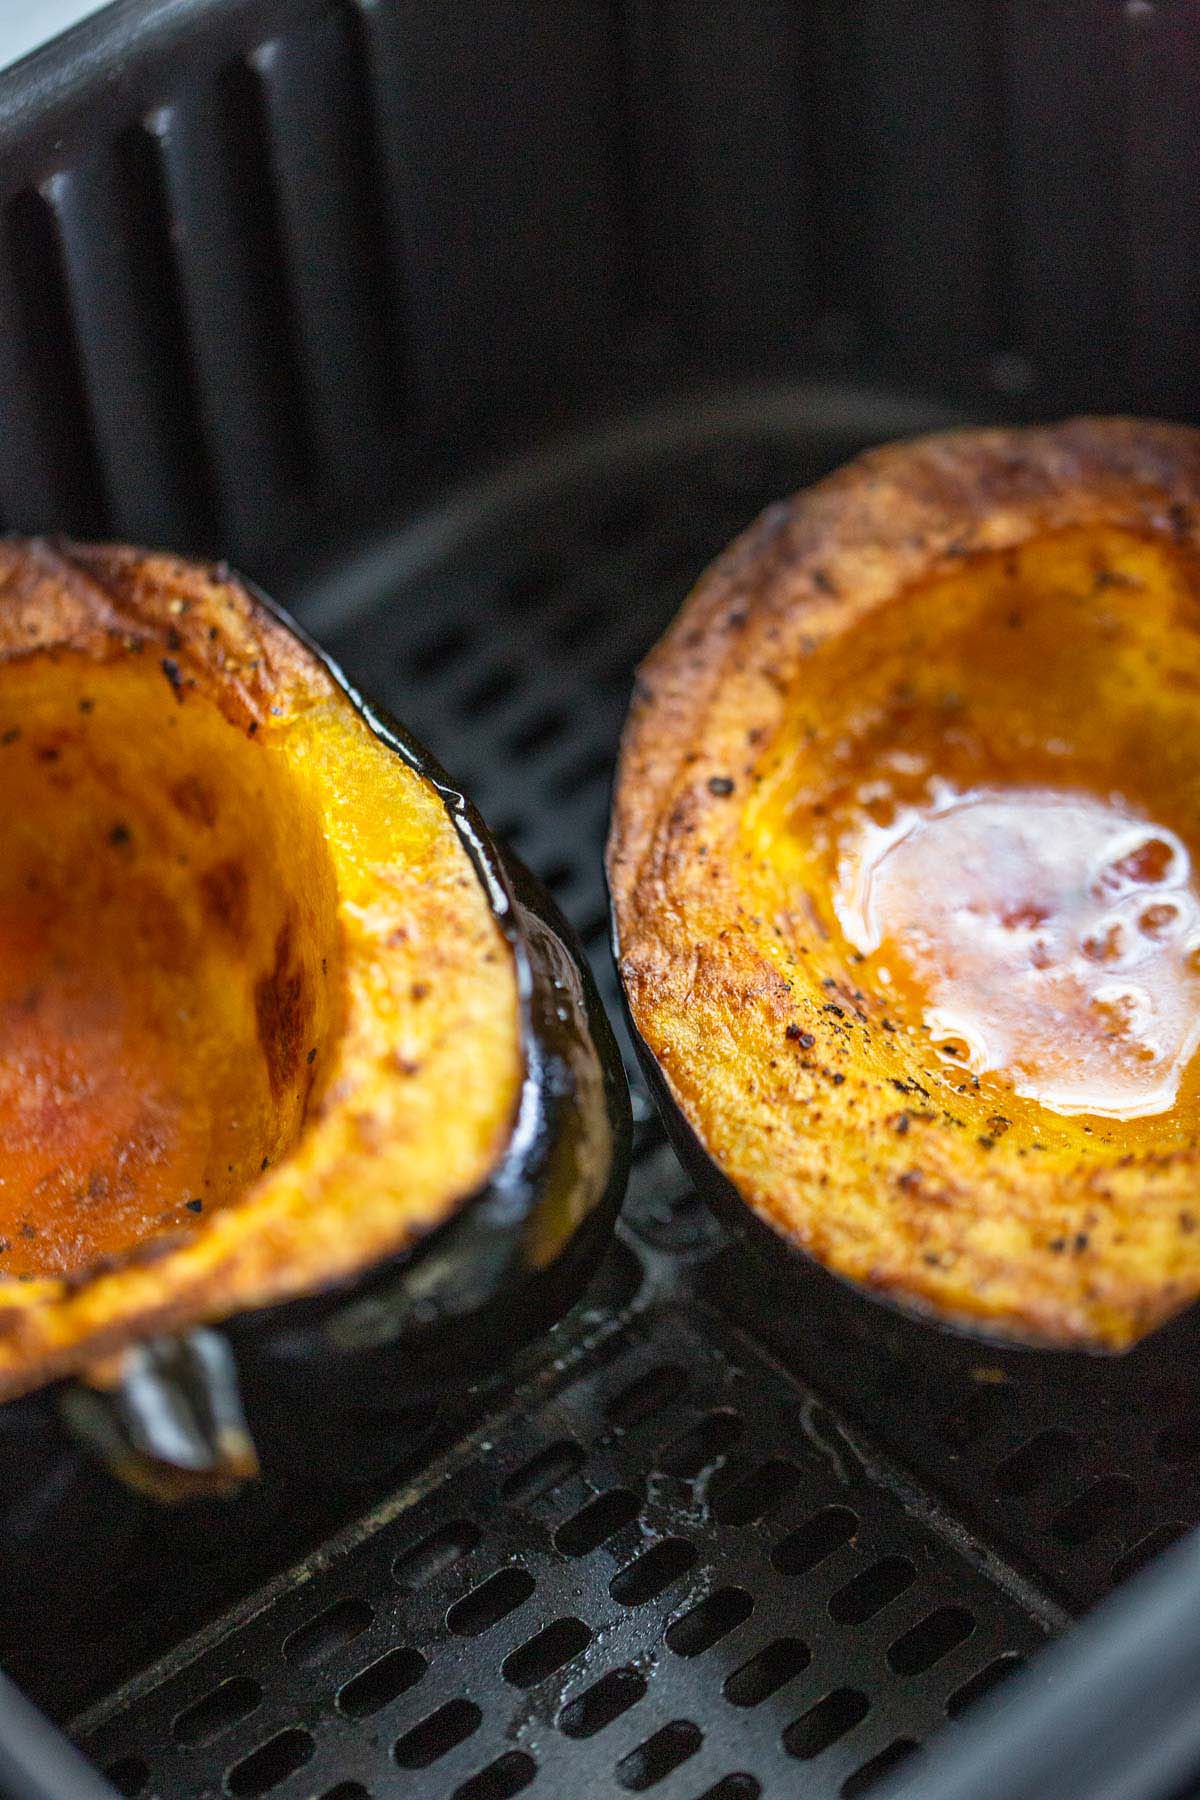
[170,773,218,827]
[255,920,314,1099]
[200,858,250,944]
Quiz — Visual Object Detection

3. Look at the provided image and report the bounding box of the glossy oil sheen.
[836,787,1200,1120]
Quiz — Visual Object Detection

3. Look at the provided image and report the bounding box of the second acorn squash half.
[610,418,1200,1353]
[0,540,628,1489]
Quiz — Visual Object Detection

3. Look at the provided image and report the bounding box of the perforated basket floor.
[83,1270,1052,1800]
[22,386,1200,1800]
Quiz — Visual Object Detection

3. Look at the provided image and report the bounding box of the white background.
[0,0,113,74]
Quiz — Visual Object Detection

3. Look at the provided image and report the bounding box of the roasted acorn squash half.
[0,540,628,1495]
[609,418,1200,1354]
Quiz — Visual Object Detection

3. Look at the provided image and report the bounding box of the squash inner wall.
[0,653,342,1279]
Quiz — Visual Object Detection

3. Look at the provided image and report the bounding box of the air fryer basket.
[4,4,1200,1799]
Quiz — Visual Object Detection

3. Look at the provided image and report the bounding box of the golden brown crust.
[608,419,1200,1351]
[0,539,322,726]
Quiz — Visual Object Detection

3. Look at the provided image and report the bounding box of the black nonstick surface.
[18,385,1200,1800]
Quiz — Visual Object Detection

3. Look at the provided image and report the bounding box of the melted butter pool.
[836,786,1200,1120]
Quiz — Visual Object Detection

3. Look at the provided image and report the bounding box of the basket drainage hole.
[1052,1474,1138,1546]
[337,1646,427,1717]
[104,1756,148,1798]
[461,666,514,716]
[828,1557,916,1625]
[605,1362,689,1427]
[226,1727,314,1798]
[455,1750,538,1800]
[395,1699,482,1769]
[842,1738,920,1797]
[550,744,615,801]
[559,1667,647,1738]
[284,1596,373,1667]
[887,1605,975,1676]
[658,1409,743,1479]
[724,1637,811,1706]
[946,1653,1025,1718]
[611,1537,697,1606]
[499,561,566,614]
[773,1506,858,1578]
[393,1520,481,1590]
[666,1586,753,1657]
[408,623,470,679]
[502,1438,585,1504]
[555,1488,641,1555]
[539,857,576,894]
[447,1566,535,1636]
[784,1689,871,1760]
[503,1617,592,1687]
[318,1786,370,1800]
[545,595,607,654]
[509,706,569,758]
[992,1429,1080,1498]
[616,1720,702,1791]
[697,1779,760,1800]
[709,1458,802,1526]
[172,1676,262,1746]
[579,904,612,945]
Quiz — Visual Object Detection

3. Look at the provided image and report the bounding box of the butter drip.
[836,786,1200,1120]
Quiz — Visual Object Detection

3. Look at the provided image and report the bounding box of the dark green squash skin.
[0,586,630,1510]
[611,902,1200,1401]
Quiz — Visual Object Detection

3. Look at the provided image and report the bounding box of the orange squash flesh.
[0,651,340,1279]
[0,542,522,1398]
[609,420,1200,1351]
